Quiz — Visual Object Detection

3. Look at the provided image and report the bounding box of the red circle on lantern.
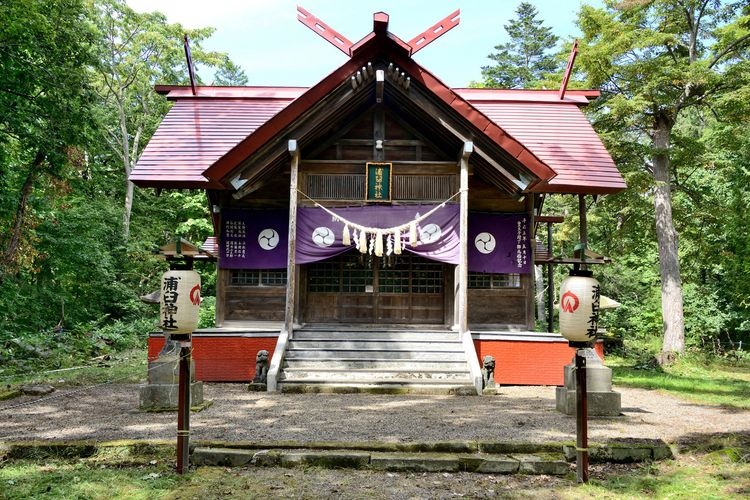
[561,290,580,313]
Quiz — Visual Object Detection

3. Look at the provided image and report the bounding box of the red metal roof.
[130,19,624,195]
[131,85,624,194]
[457,89,626,194]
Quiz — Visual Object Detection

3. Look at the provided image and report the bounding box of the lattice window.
[308,254,372,292]
[392,174,456,201]
[306,174,365,200]
[378,258,410,293]
[230,269,287,286]
[468,272,521,289]
[411,260,443,294]
[305,173,456,201]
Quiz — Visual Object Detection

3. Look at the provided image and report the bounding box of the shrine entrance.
[302,251,446,324]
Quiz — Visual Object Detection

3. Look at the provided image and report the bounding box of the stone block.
[555,387,621,416]
[139,382,203,411]
[251,450,282,467]
[147,358,198,385]
[191,447,254,466]
[476,455,520,474]
[279,451,370,469]
[370,453,460,472]
[514,454,569,475]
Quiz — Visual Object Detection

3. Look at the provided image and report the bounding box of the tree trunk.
[2,151,45,275]
[652,115,685,364]
[123,177,134,242]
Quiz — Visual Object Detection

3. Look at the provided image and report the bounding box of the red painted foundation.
[148,335,277,382]
[148,333,604,386]
[474,338,604,386]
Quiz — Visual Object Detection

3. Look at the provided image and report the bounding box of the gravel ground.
[1,383,748,445]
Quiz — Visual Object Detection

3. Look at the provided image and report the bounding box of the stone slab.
[370,453,460,472]
[279,450,370,469]
[191,447,254,466]
[513,454,569,475]
[475,455,520,474]
[138,382,203,411]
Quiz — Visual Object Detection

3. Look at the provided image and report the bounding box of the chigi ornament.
[558,270,601,345]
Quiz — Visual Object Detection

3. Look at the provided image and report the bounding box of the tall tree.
[577,0,750,363]
[0,0,96,277]
[480,2,560,88]
[91,0,240,242]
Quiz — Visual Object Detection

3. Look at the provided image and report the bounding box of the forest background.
[1,0,749,376]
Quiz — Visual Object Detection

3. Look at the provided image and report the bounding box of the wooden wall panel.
[225,287,286,321]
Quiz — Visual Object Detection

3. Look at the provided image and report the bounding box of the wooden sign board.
[366,162,392,202]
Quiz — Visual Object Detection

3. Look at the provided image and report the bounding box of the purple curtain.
[219,209,288,269]
[468,212,530,274]
[295,204,460,264]
[220,207,530,273]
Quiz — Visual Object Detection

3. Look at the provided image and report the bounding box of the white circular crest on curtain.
[312,226,335,247]
[474,232,496,254]
[419,224,442,244]
[257,228,280,250]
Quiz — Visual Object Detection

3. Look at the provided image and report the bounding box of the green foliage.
[0,0,227,374]
[198,296,216,329]
[478,2,560,88]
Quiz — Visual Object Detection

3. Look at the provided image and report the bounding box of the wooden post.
[579,194,587,270]
[285,140,300,337]
[546,221,554,333]
[176,341,191,474]
[575,348,589,483]
[458,142,472,333]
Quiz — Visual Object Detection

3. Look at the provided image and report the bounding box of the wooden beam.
[457,141,472,334]
[297,6,353,56]
[375,69,384,103]
[408,10,460,55]
[285,140,300,337]
[373,105,385,162]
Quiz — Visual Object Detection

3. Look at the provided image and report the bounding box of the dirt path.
[1,384,748,445]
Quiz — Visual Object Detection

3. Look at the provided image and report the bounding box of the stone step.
[279,368,472,382]
[287,339,462,350]
[293,330,458,341]
[282,359,469,370]
[284,349,464,361]
[277,382,478,395]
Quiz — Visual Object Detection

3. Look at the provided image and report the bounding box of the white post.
[458,141,472,334]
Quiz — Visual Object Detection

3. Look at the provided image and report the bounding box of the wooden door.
[303,252,444,324]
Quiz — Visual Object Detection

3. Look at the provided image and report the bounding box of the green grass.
[608,354,750,409]
[0,348,147,390]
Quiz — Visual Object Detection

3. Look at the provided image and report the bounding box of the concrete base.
[555,348,621,416]
[555,387,622,416]
[139,382,204,411]
[138,355,204,411]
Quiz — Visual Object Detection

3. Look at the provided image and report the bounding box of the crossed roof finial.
[296,6,460,57]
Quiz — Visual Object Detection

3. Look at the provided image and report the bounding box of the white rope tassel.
[358,229,367,254]
[368,233,376,255]
[342,224,351,246]
[375,231,384,257]
[386,234,393,256]
[409,221,418,247]
[394,227,402,254]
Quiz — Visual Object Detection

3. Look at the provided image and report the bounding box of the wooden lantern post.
[160,264,201,474]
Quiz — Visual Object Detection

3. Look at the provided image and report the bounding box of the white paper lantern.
[160,270,201,335]
[559,271,601,344]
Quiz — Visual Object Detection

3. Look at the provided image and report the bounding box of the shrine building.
[130,9,626,394]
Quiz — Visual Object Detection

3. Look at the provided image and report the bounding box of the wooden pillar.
[579,194,587,270]
[546,222,554,333]
[285,140,300,336]
[457,142,472,333]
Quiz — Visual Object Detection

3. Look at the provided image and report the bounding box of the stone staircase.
[277,327,478,394]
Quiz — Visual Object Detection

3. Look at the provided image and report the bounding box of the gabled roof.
[130,14,625,195]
